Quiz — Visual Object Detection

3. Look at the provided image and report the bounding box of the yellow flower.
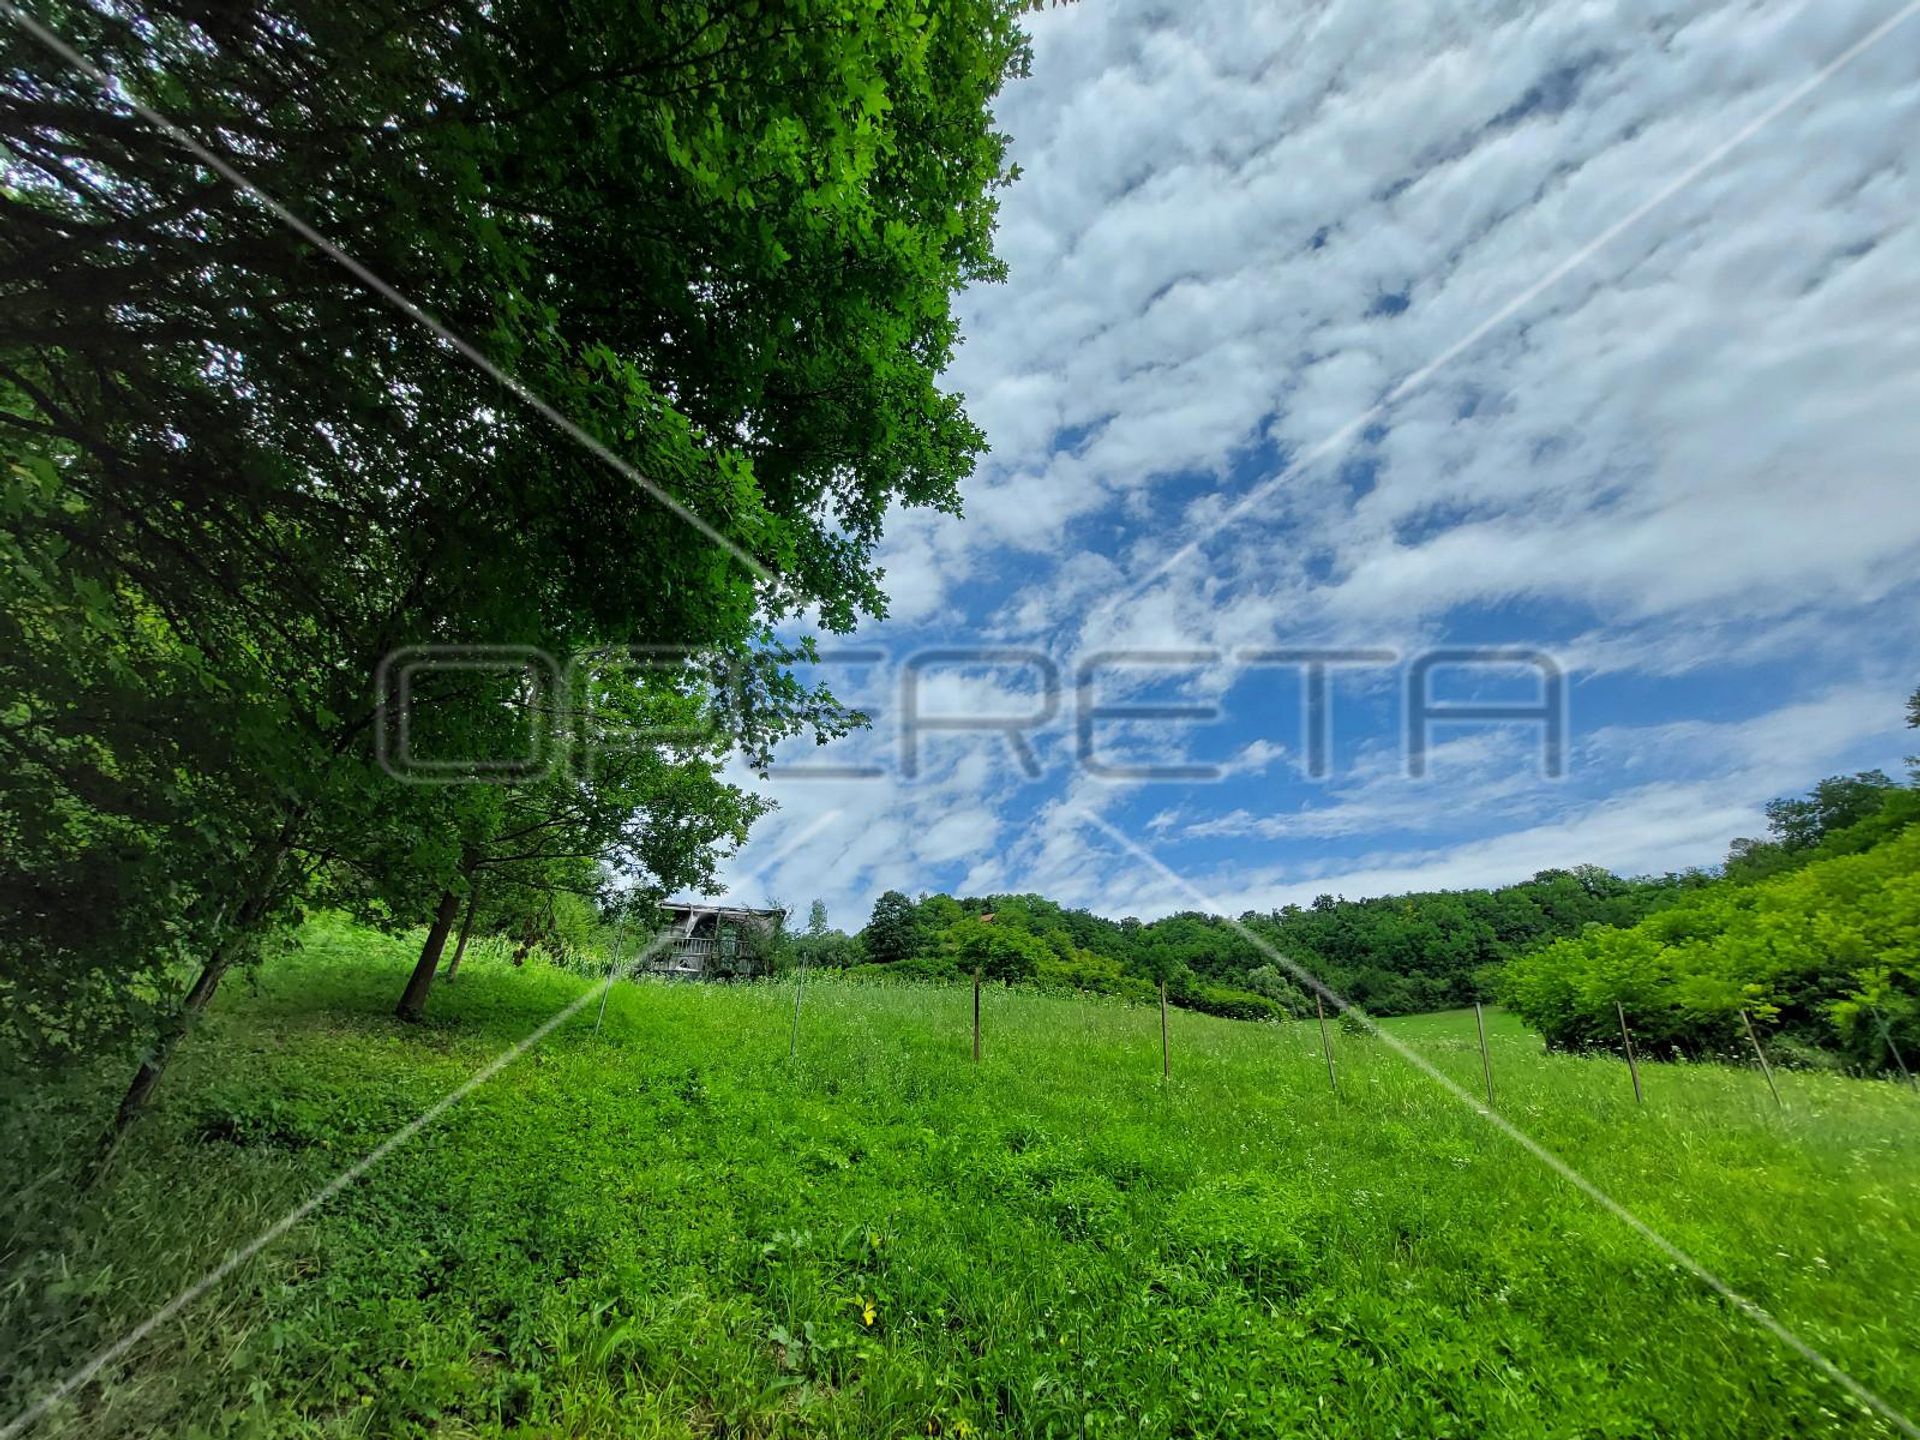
[862,1298,877,1327]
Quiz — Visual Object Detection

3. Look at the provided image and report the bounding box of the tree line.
[0,0,1033,1154]
[793,860,1709,1020]
[791,689,1919,1062]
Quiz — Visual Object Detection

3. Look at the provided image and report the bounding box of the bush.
[1763,1035,1849,1074]
[1243,964,1312,1017]
[1501,827,1920,1069]
[1032,949,1154,1003]
[1176,979,1291,1023]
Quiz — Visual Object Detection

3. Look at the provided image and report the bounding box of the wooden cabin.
[647,902,785,979]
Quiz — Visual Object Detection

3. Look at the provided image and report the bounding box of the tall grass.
[3,915,1916,1438]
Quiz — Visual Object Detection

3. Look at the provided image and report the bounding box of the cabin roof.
[659,901,784,922]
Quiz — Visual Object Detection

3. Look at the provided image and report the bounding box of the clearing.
[4,918,1917,1438]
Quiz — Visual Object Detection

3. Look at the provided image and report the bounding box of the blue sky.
[715,0,1920,927]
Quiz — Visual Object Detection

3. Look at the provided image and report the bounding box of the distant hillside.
[791,770,1919,1030]
[826,868,1708,1022]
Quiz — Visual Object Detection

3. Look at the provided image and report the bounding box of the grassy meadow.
[3,918,1918,1438]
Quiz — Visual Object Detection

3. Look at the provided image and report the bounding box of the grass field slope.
[4,918,1918,1438]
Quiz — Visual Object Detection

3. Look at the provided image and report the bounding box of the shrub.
[1243,964,1312,1017]
[1501,827,1920,1068]
[849,952,962,984]
[1176,979,1291,1023]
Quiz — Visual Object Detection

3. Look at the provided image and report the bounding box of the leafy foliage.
[862,890,925,965]
[951,915,1048,982]
[834,761,1920,1056]
[1502,760,1920,1068]
[1503,824,1920,1069]
[0,0,1031,1079]
[844,871,1703,1021]
[1723,770,1911,882]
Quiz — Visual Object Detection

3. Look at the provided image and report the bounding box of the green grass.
[4,918,1918,1438]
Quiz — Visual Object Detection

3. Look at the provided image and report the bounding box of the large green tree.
[0,0,1030,1131]
[862,889,922,964]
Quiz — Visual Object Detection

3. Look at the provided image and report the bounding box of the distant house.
[646,902,785,979]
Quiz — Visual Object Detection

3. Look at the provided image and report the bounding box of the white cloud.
[711,0,1920,930]
[938,0,1920,654]
[1088,680,1912,916]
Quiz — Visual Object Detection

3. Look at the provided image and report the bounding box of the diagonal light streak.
[1074,805,1919,1439]
[0,807,841,1438]
[0,0,773,585]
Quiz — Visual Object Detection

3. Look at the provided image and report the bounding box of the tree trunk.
[397,888,461,1022]
[101,950,230,1151]
[442,880,480,982]
[91,823,296,1175]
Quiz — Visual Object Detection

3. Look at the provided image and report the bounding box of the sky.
[712,0,1920,929]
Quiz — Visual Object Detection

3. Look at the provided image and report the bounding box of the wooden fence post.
[1474,1001,1495,1108]
[1160,980,1170,1079]
[972,966,982,1063]
[1316,993,1337,1095]
[1741,1008,1782,1110]
[1616,1000,1643,1106]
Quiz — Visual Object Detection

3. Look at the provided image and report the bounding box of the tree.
[806,901,831,939]
[953,917,1045,983]
[0,0,1032,1133]
[791,925,862,971]
[1243,965,1309,1016]
[863,890,923,964]
[1763,771,1896,851]
[1138,936,1196,992]
[1907,683,1918,780]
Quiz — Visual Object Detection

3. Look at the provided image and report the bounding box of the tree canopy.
[0,0,1032,1120]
